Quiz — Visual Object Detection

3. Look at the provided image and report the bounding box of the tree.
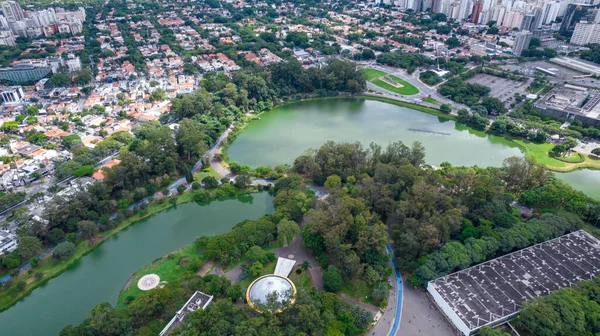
[361,49,375,60]
[324,174,342,190]
[235,175,251,189]
[277,219,300,244]
[18,236,42,261]
[446,37,460,49]
[78,220,98,239]
[248,261,263,277]
[301,260,311,272]
[440,104,451,113]
[53,241,75,260]
[74,69,92,85]
[2,252,21,268]
[371,282,388,303]
[16,280,26,292]
[323,265,343,292]
[202,176,219,189]
[74,165,94,177]
[61,135,82,149]
[47,228,65,245]
[149,89,167,102]
[66,232,77,243]
[246,246,269,264]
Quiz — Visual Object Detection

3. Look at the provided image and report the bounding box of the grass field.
[361,69,419,96]
[117,244,205,308]
[361,68,387,81]
[424,96,440,105]
[513,139,600,171]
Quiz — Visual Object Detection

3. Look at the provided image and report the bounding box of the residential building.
[0,1,24,22]
[0,64,51,82]
[0,230,18,255]
[471,1,483,23]
[570,21,600,45]
[0,28,14,46]
[512,30,532,56]
[0,85,24,103]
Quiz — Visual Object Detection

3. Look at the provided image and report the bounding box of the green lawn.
[340,278,378,306]
[424,96,440,105]
[361,69,420,95]
[288,268,313,290]
[117,244,206,308]
[512,139,600,171]
[193,167,219,181]
[359,95,455,120]
[361,68,387,81]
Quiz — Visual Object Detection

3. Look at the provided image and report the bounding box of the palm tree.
[301,260,311,272]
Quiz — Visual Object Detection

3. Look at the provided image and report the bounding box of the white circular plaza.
[137,274,160,290]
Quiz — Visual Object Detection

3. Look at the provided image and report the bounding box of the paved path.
[272,234,324,291]
[396,277,456,336]
[339,294,380,316]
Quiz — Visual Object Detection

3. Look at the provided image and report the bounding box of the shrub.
[34,271,43,280]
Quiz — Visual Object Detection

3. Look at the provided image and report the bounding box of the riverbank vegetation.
[60,176,373,336]
[0,182,258,312]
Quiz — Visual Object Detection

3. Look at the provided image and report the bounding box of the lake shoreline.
[225,95,600,173]
[0,187,258,313]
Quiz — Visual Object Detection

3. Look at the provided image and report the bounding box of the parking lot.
[466,74,531,103]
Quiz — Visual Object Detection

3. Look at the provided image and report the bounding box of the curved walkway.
[387,244,403,336]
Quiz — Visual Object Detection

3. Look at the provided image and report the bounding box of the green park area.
[361,68,419,95]
[513,139,600,172]
[117,244,206,308]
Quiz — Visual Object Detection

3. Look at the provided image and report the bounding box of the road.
[359,63,470,113]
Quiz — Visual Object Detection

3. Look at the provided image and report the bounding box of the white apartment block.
[570,21,600,45]
[0,230,18,255]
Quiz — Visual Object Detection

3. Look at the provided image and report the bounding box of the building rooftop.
[428,230,600,335]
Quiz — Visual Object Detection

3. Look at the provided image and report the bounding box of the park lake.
[227,97,600,200]
[0,193,274,336]
[0,97,599,336]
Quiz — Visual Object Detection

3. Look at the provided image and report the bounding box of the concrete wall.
[427,283,472,336]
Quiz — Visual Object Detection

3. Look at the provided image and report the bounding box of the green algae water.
[227,97,598,200]
[227,98,522,168]
[0,193,274,336]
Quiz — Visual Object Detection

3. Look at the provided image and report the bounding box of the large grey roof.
[428,230,600,332]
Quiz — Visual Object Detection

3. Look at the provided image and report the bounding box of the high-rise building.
[521,13,535,31]
[0,1,23,22]
[471,1,483,23]
[512,30,532,56]
[560,3,600,36]
[0,29,14,46]
[570,21,600,45]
